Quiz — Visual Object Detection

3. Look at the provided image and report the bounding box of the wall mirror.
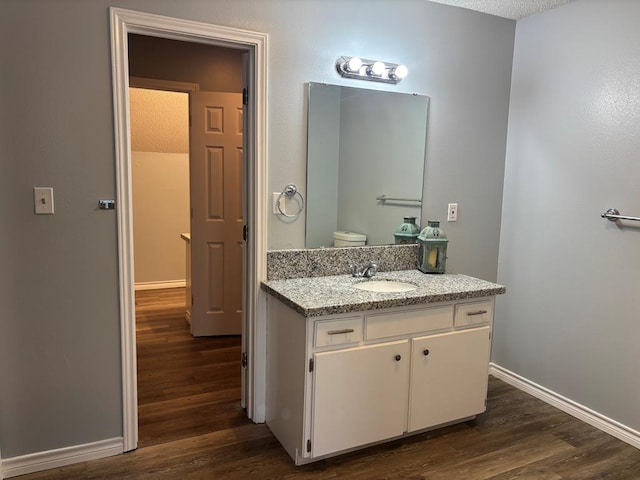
[305,82,429,248]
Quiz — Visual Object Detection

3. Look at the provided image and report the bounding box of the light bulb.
[345,56,363,73]
[369,61,386,76]
[392,64,408,80]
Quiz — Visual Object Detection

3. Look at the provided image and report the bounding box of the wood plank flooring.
[134,288,250,448]
[16,288,640,479]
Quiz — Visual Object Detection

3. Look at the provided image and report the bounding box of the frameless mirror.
[305,82,429,248]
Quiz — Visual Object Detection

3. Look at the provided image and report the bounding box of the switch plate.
[447,202,458,222]
[34,187,55,214]
[273,192,285,215]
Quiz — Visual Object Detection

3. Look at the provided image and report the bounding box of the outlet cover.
[447,203,458,222]
[34,187,55,214]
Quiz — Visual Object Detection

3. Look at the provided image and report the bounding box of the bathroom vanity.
[262,270,505,464]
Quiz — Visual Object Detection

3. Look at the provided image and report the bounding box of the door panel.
[206,147,224,219]
[206,242,224,312]
[190,91,244,336]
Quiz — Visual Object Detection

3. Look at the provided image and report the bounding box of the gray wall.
[0,0,513,459]
[494,0,640,432]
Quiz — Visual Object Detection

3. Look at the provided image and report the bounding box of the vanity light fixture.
[336,56,408,84]
[367,61,386,77]
[344,56,363,73]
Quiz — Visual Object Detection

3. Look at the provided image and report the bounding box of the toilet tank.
[333,231,367,247]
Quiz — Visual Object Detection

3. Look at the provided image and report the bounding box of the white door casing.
[110,8,268,452]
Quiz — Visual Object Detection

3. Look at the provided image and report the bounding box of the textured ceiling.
[129,88,189,154]
[427,0,573,20]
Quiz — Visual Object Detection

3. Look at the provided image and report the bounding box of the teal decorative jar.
[417,220,448,274]
[394,216,420,244]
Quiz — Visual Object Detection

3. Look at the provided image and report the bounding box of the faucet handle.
[349,262,360,277]
[363,262,378,278]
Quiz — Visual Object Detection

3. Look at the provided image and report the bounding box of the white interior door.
[190,91,244,336]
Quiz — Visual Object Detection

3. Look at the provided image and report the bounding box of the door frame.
[110,7,268,452]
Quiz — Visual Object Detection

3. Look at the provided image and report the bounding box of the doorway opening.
[128,62,248,444]
[110,8,268,452]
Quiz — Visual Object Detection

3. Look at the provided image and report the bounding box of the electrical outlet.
[447,203,458,222]
[34,187,55,214]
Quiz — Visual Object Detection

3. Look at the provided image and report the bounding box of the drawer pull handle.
[395,354,402,361]
[327,328,355,335]
[423,349,430,356]
[467,310,488,316]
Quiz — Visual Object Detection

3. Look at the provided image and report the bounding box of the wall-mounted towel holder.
[601,208,640,222]
[376,194,422,204]
[277,184,304,218]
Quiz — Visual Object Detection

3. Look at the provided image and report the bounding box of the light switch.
[273,192,285,215]
[34,187,55,214]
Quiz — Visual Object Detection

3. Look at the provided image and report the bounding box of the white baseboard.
[0,437,123,479]
[134,280,186,291]
[490,363,640,449]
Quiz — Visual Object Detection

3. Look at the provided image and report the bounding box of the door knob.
[395,354,402,361]
[423,349,430,356]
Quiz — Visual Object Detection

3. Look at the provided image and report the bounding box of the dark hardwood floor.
[16,288,640,479]
[134,288,250,448]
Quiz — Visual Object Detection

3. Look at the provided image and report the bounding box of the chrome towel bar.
[601,208,640,222]
[376,194,422,204]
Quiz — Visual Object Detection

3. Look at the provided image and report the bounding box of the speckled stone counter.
[266,244,419,280]
[261,269,506,317]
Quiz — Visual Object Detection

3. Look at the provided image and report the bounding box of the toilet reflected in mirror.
[333,230,367,247]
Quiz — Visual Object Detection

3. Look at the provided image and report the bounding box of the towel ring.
[277,184,304,218]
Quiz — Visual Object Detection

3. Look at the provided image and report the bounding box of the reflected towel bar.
[376,194,422,204]
[601,208,640,222]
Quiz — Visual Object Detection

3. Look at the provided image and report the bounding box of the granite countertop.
[261,269,506,317]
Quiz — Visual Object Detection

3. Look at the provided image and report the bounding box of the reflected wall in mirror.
[306,82,429,248]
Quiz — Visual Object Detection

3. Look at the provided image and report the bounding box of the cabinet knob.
[395,354,402,361]
[423,349,430,356]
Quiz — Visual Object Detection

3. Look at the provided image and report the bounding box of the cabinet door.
[409,327,490,432]
[311,340,410,458]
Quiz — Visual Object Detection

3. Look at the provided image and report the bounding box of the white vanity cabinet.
[266,294,495,465]
[408,327,490,431]
[312,340,410,458]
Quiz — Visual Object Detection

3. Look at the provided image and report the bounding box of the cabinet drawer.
[315,316,363,347]
[454,300,493,329]
[365,306,453,340]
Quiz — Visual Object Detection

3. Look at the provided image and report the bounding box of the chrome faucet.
[350,262,379,278]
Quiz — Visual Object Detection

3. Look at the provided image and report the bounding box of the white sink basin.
[353,280,417,293]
